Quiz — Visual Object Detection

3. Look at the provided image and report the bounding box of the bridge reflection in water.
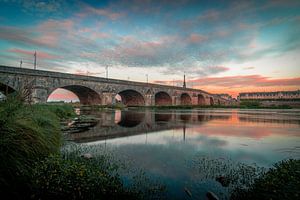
[67,109,300,143]
[67,109,232,143]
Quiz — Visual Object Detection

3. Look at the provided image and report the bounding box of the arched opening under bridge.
[198,94,205,106]
[47,85,101,105]
[117,89,145,106]
[155,91,172,106]
[180,93,192,105]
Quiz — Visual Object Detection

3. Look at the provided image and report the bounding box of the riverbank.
[0,94,162,199]
[1,95,299,199]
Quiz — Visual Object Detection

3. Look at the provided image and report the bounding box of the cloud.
[154,75,300,97]
[243,66,255,70]
[0,25,61,48]
[0,0,299,80]
[79,3,125,20]
[190,75,300,88]
[8,48,60,60]
[21,0,62,13]
[187,33,208,43]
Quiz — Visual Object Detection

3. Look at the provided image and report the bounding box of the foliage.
[239,100,261,108]
[231,159,300,200]
[0,94,63,197]
[34,104,76,120]
[0,93,162,200]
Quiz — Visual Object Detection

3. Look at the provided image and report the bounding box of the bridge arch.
[118,89,145,106]
[180,93,192,105]
[155,91,172,106]
[47,85,101,105]
[0,82,16,96]
[198,94,205,105]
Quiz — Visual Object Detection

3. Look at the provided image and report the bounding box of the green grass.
[34,104,76,120]
[0,94,64,198]
[0,94,163,199]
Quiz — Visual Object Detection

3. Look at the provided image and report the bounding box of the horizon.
[0,0,300,100]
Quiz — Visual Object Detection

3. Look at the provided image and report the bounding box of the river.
[66,108,300,199]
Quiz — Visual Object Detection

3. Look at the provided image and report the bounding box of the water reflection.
[117,110,145,127]
[68,109,300,143]
[67,108,300,200]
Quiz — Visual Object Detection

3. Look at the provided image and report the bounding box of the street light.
[146,74,148,84]
[34,51,37,70]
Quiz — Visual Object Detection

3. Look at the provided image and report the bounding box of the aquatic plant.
[230,159,300,200]
[189,155,265,199]
[29,154,138,200]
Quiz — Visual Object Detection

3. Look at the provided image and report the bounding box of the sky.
[0,0,300,98]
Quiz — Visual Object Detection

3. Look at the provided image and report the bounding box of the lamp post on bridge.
[33,51,37,70]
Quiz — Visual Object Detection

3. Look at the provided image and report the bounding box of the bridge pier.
[145,94,154,106]
[172,96,179,106]
[32,87,49,104]
[102,92,116,105]
[191,95,198,105]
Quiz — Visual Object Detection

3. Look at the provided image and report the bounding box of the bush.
[231,159,300,200]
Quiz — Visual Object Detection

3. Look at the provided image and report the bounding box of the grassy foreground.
[0,94,162,199]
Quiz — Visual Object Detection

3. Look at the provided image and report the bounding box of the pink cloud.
[187,33,208,43]
[198,9,220,21]
[154,75,300,98]
[80,4,124,20]
[37,19,74,32]
[0,19,75,49]
[243,66,255,70]
[90,32,110,39]
[101,36,167,59]
[8,48,60,60]
[190,75,300,87]
[35,33,59,47]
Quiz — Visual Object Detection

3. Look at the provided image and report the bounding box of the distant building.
[216,93,233,100]
[238,90,300,100]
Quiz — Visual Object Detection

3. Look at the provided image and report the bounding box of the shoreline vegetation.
[0,93,299,199]
[0,94,164,199]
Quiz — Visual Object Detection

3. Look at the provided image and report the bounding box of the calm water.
[67,108,300,199]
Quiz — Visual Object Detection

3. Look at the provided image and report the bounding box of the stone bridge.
[0,65,230,106]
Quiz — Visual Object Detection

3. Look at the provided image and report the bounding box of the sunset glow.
[0,0,299,98]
